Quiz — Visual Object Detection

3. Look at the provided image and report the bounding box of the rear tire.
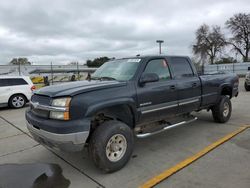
[245,82,250,91]
[88,120,134,173]
[9,94,26,109]
[211,96,232,123]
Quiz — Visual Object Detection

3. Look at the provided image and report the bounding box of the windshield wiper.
[91,76,116,81]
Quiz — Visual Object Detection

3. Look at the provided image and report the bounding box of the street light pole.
[156,40,164,54]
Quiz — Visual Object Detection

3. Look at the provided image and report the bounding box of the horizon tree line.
[193,13,250,65]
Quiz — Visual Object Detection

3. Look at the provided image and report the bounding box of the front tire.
[245,82,250,91]
[211,96,232,123]
[9,94,26,109]
[89,120,134,173]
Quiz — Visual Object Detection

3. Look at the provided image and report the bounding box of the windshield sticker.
[127,59,141,63]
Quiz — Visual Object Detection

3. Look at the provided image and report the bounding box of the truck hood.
[35,80,127,97]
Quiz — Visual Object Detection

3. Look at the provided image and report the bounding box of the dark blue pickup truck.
[26,55,239,172]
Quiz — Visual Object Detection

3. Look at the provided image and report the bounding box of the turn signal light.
[31,85,36,91]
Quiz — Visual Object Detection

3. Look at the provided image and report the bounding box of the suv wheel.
[245,82,250,91]
[89,120,134,173]
[211,96,232,123]
[9,94,26,109]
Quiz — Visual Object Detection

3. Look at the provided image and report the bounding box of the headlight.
[50,97,71,120]
[52,97,71,107]
[50,111,69,120]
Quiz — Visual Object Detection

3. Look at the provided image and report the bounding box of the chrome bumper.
[26,120,89,152]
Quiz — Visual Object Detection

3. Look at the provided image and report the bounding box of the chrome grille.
[30,94,51,118]
[31,94,51,105]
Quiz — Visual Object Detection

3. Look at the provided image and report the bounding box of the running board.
[136,117,198,138]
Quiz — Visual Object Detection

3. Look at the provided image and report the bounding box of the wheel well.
[221,86,232,98]
[86,105,135,144]
[86,105,135,142]
[8,93,28,104]
[91,104,135,128]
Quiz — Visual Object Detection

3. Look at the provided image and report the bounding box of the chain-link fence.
[204,62,250,75]
[0,63,97,88]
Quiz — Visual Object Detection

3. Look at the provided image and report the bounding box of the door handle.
[170,85,175,90]
[192,83,197,88]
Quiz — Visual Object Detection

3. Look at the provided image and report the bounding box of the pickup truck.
[26,55,239,172]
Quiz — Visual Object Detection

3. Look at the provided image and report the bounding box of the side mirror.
[139,73,159,86]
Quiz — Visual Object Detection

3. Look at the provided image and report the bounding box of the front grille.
[31,94,51,105]
[31,94,51,118]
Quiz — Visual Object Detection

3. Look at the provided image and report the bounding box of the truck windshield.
[92,59,141,81]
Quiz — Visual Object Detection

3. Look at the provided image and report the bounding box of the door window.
[144,59,171,80]
[170,57,194,78]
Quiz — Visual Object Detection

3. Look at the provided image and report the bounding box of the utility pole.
[77,62,80,80]
[51,62,53,85]
[18,61,21,76]
[156,40,164,54]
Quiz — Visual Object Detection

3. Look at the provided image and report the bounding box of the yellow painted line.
[140,125,250,188]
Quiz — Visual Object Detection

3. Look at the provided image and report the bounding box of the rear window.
[0,78,28,87]
[169,57,194,78]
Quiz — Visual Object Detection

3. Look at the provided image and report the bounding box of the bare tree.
[226,13,250,62]
[193,24,226,64]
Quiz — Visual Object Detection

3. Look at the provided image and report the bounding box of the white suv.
[0,76,35,108]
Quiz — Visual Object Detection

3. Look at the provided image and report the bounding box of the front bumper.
[27,120,89,152]
[26,106,91,152]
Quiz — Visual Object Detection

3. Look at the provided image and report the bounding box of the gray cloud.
[0,0,249,64]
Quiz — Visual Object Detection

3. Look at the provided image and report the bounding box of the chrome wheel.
[12,96,25,108]
[223,102,229,117]
[106,134,127,162]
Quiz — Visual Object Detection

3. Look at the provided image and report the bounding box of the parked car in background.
[0,76,35,108]
[245,72,250,91]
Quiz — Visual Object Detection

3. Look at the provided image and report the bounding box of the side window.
[0,79,8,87]
[0,78,28,87]
[12,78,28,85]
[144,59,171,80]
[170,57,194,78]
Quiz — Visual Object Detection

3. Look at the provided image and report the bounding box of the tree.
[86,60,92,66]
[86,56,111,67]
[193,24,226,64]
[9,58,31,65]
[226,13,250,62]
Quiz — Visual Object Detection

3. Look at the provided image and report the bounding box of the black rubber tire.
[211,96,232,123]
[8,94,26,109]
[88,120,134,173]
[245,82,250,91]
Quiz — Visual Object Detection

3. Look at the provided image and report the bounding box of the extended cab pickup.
[26,55,239,172]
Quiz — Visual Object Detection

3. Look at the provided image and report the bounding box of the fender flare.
[85,98,138,121]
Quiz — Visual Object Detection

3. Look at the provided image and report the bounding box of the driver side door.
[136,58,178,123]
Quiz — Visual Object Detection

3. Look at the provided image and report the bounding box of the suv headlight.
[50,97,71,120]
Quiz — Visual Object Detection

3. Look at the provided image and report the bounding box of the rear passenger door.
[137,58,178,122]
[168,57,201,114]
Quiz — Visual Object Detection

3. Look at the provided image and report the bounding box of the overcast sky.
[0,0,249,64]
